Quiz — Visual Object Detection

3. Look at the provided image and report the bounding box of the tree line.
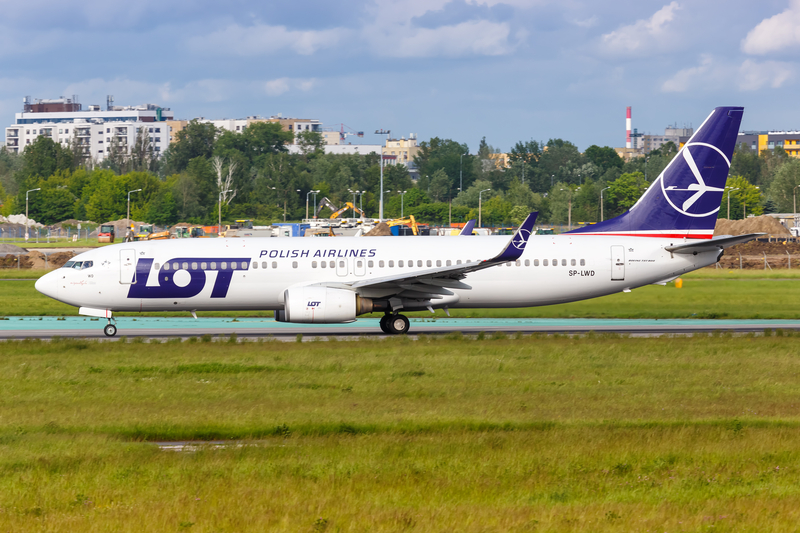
[1,119,798,228]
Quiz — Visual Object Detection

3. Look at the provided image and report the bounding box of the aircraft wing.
[664,233,763,254]
[311,212,537,300]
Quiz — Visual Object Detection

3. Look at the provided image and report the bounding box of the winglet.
[459,219,476,236]
[491,212,537,263]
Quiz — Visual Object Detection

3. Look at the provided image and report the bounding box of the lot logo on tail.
[660,142,730,218]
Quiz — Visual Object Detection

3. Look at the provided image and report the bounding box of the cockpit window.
[71,262,83,269]
[81,261,93,269]
[62,261,75,268]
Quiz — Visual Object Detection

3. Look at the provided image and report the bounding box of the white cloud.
[365,19,517,57]
[741,0,800,55]
[738,59,794,91]
[661,54,715,92]
[187,23,346,56]
[264,78,316,97]
[600,2,681,56]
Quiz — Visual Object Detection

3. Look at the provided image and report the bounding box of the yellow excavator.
[134,224,171,241]
[331,202,365,219]
[385,216,420,236]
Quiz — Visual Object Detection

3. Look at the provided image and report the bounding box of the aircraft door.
[611,245,625,281]
[354,257,366,276]
[336,258,348,277]
[120,249,136,284]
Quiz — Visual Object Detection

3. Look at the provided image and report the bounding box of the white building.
[4,96,174,161]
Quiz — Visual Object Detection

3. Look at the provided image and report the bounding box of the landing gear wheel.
[103,323,117,337]
[379,314,391,334]
[387,314,410,335]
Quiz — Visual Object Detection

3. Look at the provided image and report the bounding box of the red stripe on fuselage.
[568,233,713,239]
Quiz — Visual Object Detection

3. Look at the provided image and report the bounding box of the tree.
[531,139,584,193]
[584,145,623,174]
[723,175,762,219]
[296,131,325,159]
[212,156,238,207]
[414,138,473,192]
[164,120,219,174]
[605,172,648,219]
[767,159,800,213]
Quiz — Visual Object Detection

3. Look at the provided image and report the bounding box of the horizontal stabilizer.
[665,233,763,254]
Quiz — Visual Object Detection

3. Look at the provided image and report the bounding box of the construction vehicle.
[172,226,208,238]
[314,197,339,218]
[385,216,420,236]
[536,227,555,235]
[331,202,365,219]
[97,224,116,243]
[134,224,171,241]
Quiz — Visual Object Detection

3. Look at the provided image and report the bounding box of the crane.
[314,197,339,218]
[327,123,364,143]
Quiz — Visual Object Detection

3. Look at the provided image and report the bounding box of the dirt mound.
[715,216,791,237]
[364,222,393,236]
[47,251,76,268]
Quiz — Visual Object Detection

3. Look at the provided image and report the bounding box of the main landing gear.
[380,313,410,335]
[103,318,117,337]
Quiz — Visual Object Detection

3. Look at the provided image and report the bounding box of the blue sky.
[1,0,799,152]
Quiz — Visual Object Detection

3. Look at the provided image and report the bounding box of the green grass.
[5,274,800,318]
[1,335,800,530]
[1,237,105,248]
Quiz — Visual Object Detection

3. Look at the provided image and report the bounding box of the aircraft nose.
[35,270,58,299]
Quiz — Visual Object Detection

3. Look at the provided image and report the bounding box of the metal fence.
[0,227,99,244]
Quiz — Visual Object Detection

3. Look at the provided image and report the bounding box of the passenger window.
[379,260,385,267]
[221,262,227,269]
[312,261,317,268]
[273,262,278,268]
[252,262,257,269]
[329,261,334,268]
[357,260,363,268]
[571,259,576,266]
[525,259,530,266]
[397,260,402,267]
[163,263,170,271]
[417,260,422,267]
[562,259,567,266]
[292,261,298,268]
[543,259,548,266]
[202,262,207,269]
[368,260,373,268]
[172,262,179,270]
[446,260,451,266]
[534,259,539,266]
[192,262,197,270]
[231,262,237,270]
[339,261,345,268]
[552,259,557,267]
[210,262,216,269]
[181,262,188,270]
[262,262,267,269]
[242,262,247,269]
[516,260,521,266]
[506,262,512,267]
[457,260,462,265]
[427,260,432,267]
[436,260,441,267]
[580,259,585,266]
[154,263,160,270]
[321,261,326,268]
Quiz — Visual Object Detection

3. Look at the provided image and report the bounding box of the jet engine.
[276,286,387,323]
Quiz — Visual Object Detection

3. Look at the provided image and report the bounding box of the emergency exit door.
[611,245,625,281]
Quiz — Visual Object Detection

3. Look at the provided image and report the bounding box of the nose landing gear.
[103,318,117,337]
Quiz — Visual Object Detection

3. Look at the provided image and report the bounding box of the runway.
[2,316,800,339]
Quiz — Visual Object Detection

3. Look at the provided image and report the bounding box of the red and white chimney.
[626,106,632,149]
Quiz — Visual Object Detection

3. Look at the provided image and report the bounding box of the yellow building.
[382,135,419,165]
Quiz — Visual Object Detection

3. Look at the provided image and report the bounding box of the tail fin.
[568,106,743,239]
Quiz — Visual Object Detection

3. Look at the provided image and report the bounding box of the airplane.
[36,106,758,337]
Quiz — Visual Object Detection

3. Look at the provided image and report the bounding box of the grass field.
[3,270,800,319]
[1,334,800,531]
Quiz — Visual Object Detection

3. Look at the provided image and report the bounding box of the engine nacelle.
[278,286,385,323]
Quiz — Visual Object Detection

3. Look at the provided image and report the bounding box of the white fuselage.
[37,235,718,314]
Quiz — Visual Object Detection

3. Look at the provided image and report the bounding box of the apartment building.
[4,96,173,160]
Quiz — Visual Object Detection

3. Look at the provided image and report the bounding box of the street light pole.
[561,187,580,230]
[478,188,491,228]
[398,190,407,218]
[25,188,40,241]
[793,184,800,227]
[311,190,320,219]
[375,129,390,220]
[460,153,466,193]
[600,186,610,221]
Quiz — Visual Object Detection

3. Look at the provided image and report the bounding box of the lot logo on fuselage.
[127,257,250,299]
